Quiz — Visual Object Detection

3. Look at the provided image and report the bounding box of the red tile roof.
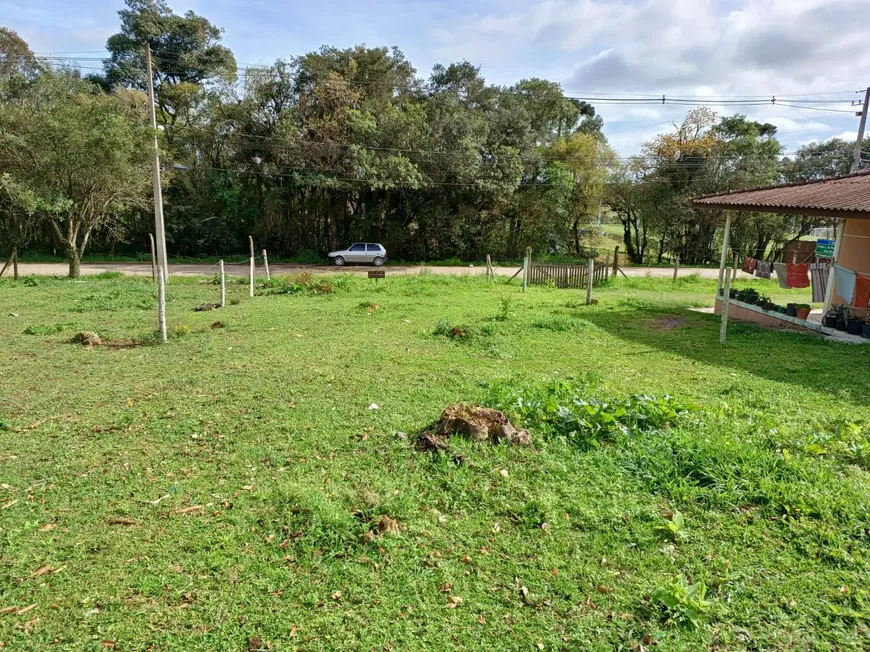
[693,170,870,219]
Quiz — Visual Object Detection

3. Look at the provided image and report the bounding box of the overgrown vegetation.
[0,272,868,649]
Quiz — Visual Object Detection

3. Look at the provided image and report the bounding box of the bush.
[256,273,334,296]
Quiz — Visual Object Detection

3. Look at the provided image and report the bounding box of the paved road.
[10,262,724,279]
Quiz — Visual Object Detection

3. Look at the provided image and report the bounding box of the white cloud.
[433,0,869,153]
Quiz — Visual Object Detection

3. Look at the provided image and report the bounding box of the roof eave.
[691,201,870,220]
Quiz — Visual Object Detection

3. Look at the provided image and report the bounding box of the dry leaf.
[2,499,19,510]
[38,523,55,532]
[28,565,51,579]
[462,556,472,564]
[175,506,204,515]
[16,604,37,615]
[477,615,486,624]
[499,469,509,478]
[0,606,17,614]
[331,591,342,600]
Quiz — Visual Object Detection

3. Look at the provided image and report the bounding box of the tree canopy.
[0,1,859,270]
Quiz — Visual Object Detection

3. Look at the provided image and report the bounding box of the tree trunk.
[572,218,581,257]
[67,246,81,279]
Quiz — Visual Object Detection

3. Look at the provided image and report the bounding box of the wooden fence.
[527,261,608,289]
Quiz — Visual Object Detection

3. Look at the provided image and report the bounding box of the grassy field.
[0,272,868,650]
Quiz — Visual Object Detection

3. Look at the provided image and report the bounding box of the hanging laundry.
[853,273,870,310]
[833,264,856,304]
[773,262,790,289]
[786,263,810,289]
[809,262,829,303]
[742,256,757,274]
[754,261,772,279]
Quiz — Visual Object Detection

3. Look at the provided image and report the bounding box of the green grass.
[0,273,868,650]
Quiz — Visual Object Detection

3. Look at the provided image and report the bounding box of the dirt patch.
[646,316,693,331]
[415,404,531,451]
[193,303,220,312]
[103,340,144,350]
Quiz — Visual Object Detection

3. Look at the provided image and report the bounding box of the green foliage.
[652,574,712,629]
[654,509,687,541]
[23,323,65,335]
[493,379,694,448]
[256,273,335,296]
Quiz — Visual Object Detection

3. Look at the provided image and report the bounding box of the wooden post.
[604,253,610,281]
[12,246,18,281]
[720,262,731,344]
[585,258,594,305]
[249,236,255,298]
[732,254,738,282]
[262,249,270,281]
[157,264,167,343]
[522,247,531,293]
[673,256,680,282]
[717,213,732,293]
[149,233,157,283]
[219,259,226,308]
[612,246,619,277]
[486,254,495,284]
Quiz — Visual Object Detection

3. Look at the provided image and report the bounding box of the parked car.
[327,243,387,266]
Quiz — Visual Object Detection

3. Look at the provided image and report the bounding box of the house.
[693,170,870,340]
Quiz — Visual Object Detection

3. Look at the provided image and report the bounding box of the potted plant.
[795,303,811,320]
[822,309,838,328]
[729,288,738,299]
[848,315,863,335]
[835,305,848,331]
[740,288,759,305]
[786,302,798,317]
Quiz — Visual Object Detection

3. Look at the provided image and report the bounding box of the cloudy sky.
[3,0,869,154]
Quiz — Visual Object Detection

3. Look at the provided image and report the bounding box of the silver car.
[328,243,387,266]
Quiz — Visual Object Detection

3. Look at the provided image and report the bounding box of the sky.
[3,0,869,155]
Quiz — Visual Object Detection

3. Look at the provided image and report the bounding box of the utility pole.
[850,87,870,173]
[823,86,869,314]
[146,43,168,282]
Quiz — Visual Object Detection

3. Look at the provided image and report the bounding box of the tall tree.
[104,0,237,125]
[0,71,153,277]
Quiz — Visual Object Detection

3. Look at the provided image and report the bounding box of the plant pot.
[796,308,811,320]
[862,323,870,339]
[847,320,862,335]
[786,306,798,317]
[835,319,847,331]
[823,315,837,328]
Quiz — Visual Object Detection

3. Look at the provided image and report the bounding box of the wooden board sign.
[368,270,386,279]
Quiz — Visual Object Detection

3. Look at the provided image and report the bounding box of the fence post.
[673,255,680,283]
[586,258,594,305]
[263,249,270,281]
[522,247,531,293]
[612,246,620,277]
[157,264,167,343]
[720,262,732,344]
[12,246,18,281]
[249,235,255,298]
[149,233,157,283]
[604,253,610,281]
[732,253,738,282]
[219,259,226,308]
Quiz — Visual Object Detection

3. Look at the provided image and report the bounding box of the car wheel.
[373,256,384,267]
[333,256,345,267]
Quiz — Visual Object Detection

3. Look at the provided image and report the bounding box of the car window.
[367,244,380,252]
[349,244,366,252]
